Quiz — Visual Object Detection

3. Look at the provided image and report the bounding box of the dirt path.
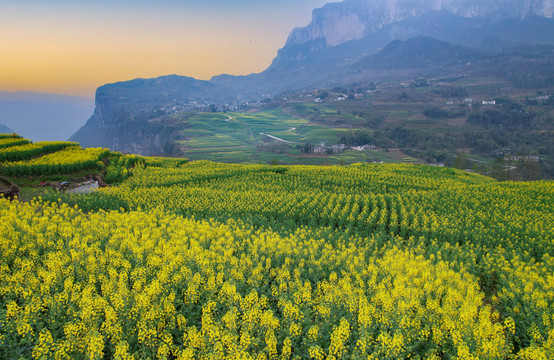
[259,133,298,144]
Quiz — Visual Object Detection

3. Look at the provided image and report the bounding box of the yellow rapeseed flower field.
[1,147,109,176]
[1,159,553,359]
[0,137,29,149]
[0,141,77,162]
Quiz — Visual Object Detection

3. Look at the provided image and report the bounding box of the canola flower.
[0,137,29,149]
[1,159,553,358]
[0,141,77,162]
[1,146,109,176]
[1,198,515,359]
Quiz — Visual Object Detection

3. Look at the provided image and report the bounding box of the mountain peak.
[285,0,553,49]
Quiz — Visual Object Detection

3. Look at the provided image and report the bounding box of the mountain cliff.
[70,76,236,153]
[70,0,554,154]
[285,0,553,49]
[269,0,554,73]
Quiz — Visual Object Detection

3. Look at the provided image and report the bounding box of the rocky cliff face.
[285,0,553,49]
[70,75,230,155]
[69,104,175,156]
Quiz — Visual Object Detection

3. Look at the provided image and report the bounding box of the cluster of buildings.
[495,149,541,162]
[443,98,497,106]
[307,144,377,154]
[157,99,265,114]
[504,154,541,162]
[311,144,348,153]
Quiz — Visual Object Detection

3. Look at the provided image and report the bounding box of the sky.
[0,0,331,98]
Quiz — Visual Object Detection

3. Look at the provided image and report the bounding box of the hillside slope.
[0,123,13,133]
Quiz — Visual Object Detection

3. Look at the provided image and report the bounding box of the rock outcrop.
[70,75,234,155]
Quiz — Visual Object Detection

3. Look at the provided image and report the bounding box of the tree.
[453,153,469,170]
[490,157,508,181]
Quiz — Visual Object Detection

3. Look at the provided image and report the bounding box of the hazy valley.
[0,92,93,142]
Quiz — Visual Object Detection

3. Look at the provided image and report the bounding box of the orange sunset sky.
[1,0,330,98]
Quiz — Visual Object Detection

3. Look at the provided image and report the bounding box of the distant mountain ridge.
[355,36,481,69]
[285,0,553,48]
[0,92,93,142]
[70,0,554,153]
[0,123,14,134]
[353,36,554,89]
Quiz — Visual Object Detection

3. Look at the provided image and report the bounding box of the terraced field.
[174,110,383,164]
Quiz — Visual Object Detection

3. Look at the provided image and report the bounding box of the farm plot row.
[1,147,110,176]
[0,136,29,149]
[0,141,77,162]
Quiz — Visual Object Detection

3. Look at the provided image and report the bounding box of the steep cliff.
[70,0,554,154]
[285,0,553,49]
[70,75,232,154]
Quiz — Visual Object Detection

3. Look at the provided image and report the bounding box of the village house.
[312,144,347,153]
[352,145,377,151]
[505,155,541,162]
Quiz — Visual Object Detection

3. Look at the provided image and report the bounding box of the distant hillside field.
[1,142,553,359]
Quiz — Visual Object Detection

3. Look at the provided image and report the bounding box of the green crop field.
[128,80,553,181]
[1,141,553,359]
[173,109,375,165]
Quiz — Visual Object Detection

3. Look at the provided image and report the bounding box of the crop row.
[1,147,110,176]
[0,141,77,162]
[0,137,29,149]
[0,134,21,140]
[60,162,552,259]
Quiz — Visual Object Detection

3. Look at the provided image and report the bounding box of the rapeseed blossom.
[1,160,552,358]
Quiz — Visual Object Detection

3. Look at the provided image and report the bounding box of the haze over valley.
[0,92,93,141]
